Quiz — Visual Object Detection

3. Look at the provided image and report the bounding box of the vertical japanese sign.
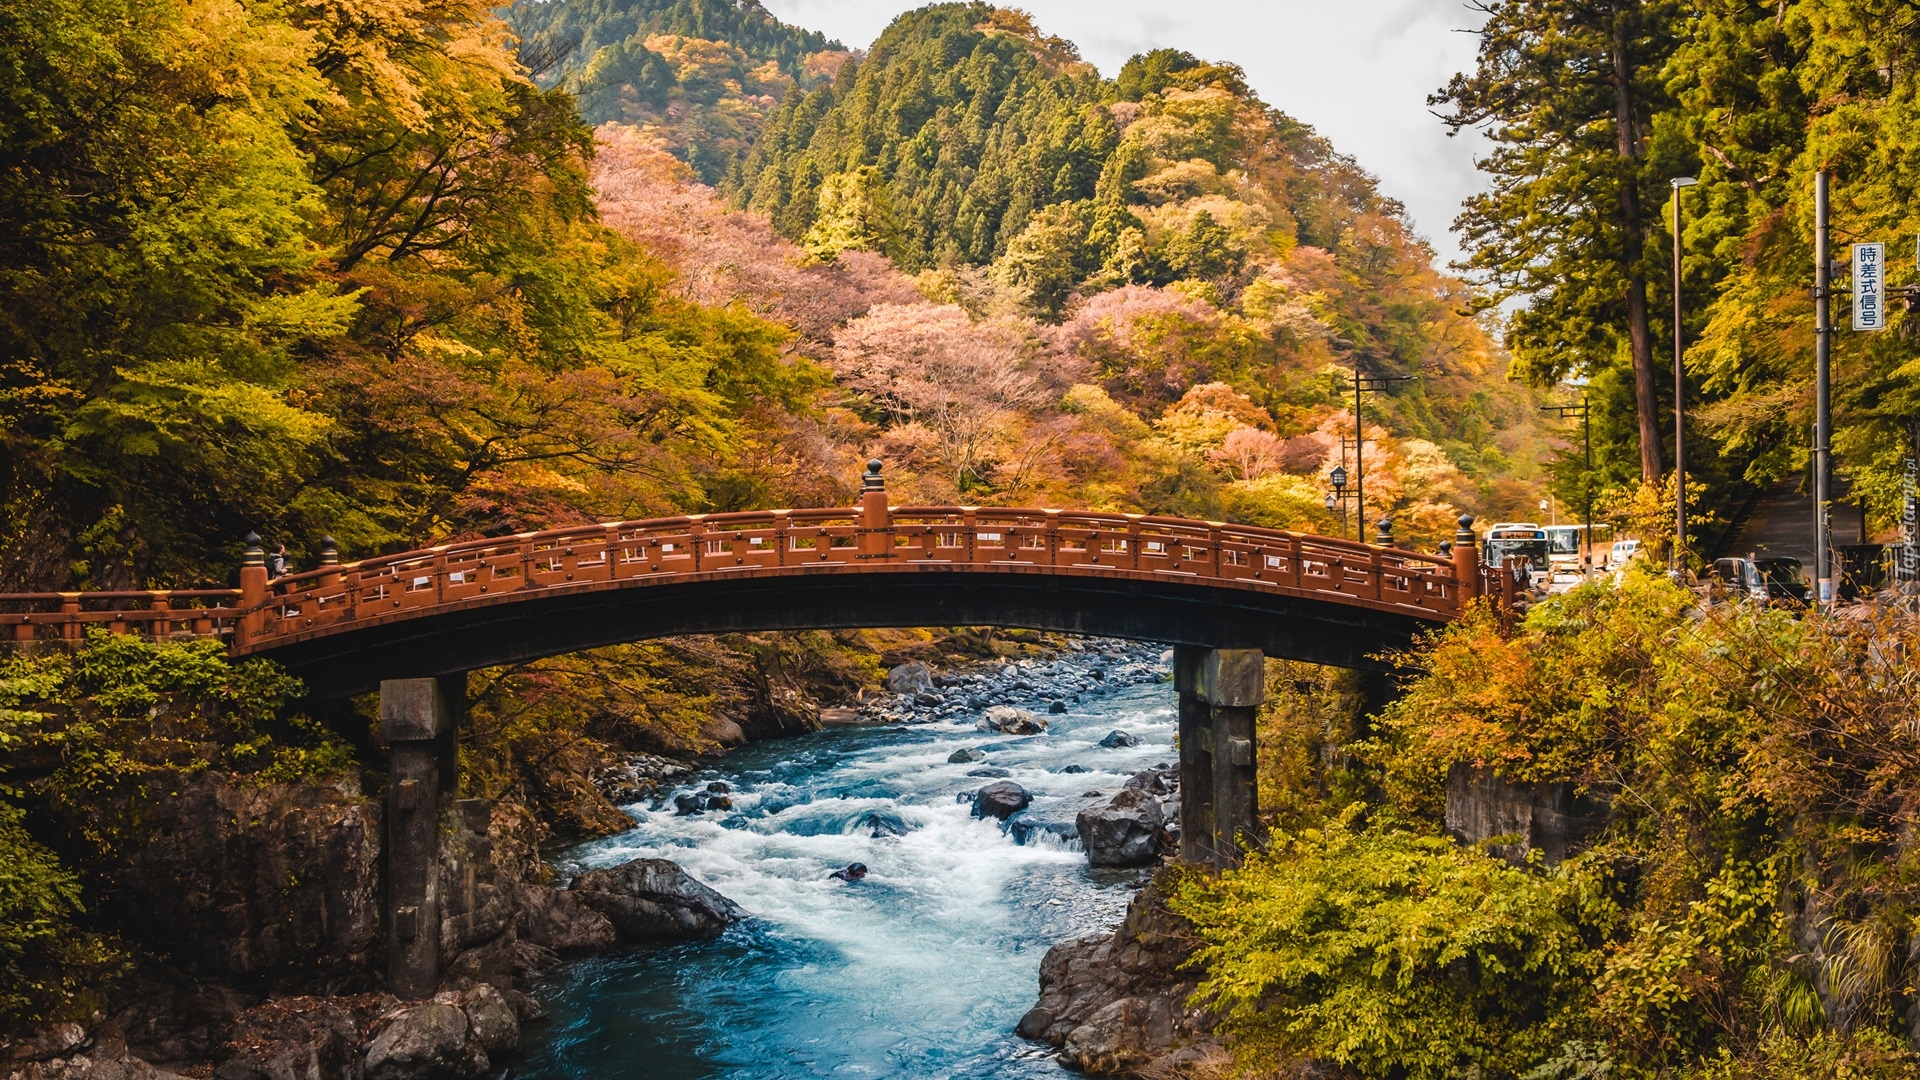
[1855,242,1886,330]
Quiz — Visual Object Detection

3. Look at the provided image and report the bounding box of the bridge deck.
[0,504,1479,682]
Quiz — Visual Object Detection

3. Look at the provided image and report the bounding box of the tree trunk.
[1613,1,1663,484]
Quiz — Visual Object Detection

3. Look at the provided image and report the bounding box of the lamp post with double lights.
[1542,388,1594,573]
[1343,368,1417,547]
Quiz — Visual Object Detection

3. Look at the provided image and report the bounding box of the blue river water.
[511,678,1176,1080]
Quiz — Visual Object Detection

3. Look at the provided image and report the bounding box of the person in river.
[828,862,868,882]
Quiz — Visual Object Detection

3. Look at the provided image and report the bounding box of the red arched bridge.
[0,464,1493,997]
[0,467,1488,695]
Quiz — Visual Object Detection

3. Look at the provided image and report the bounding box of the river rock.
[1058,764,1089,774]
[5,1024,91,1063]
[948,747,987,764]
[1048,701,1068,714]
[971,781,1032,821]
[362,1003,487,1080]
[885,662,934,695]
[513,884,616,952]
[569,859,746,939]
[1124,763,1178,797]
[978,706,1047,736]
[859,810,910,838]
[1008,819,1078,846]
[1076,788,1164,867]
[434,987,518,1057]
[966,767,1011,779]
[1097,730,1138,748]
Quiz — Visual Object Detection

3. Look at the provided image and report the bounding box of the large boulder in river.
[568,859,745,940]
[948,747,987,764]
[885,662,934,695]
[978,706,1047,736]
[1098,730,1138,748]
[972,781,1032,821]
[1076,788,1164,867]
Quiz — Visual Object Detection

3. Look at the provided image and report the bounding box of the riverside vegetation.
[1165,569,1920,1077]
[7,0,1920,1078]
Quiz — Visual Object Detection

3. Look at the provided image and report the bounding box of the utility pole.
[1814,170,1833,607]
[1671,177,1698,572]
[1542,394,1593,571]
[1348,369,1416,543]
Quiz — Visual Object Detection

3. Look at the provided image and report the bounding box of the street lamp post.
[1671,176,1698,573]
[1344,369,1416,547]
[1542,392,1594,572]
[1328,465,1349,539]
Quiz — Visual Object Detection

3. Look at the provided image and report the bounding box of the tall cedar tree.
[1436,1,1682,485]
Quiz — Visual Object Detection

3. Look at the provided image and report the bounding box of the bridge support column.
[381,675,462,999]
[1175,647,1265,870]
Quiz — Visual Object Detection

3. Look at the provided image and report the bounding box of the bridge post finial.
[859,459,891,558]
[1452,514,1481,602]
[1374,516,1394,546]
[238,533,268,646]
[319,535,339,567]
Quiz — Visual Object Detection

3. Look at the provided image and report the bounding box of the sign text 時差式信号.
[1855,242,1886,330]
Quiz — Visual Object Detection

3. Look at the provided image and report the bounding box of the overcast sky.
[759,0,1493,269]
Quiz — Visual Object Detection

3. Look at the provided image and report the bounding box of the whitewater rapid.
[513,661,1176,1079]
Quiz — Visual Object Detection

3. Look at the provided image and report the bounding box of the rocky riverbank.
[848,639,1170,727]
[1017,874,1226,1076]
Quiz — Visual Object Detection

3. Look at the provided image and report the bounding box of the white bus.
[1543,524,1614,577]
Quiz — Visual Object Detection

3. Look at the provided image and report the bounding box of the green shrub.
[1172,815,1609,1079]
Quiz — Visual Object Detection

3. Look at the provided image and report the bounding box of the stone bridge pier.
[1174,646,1265,870]
[380,675,464,998]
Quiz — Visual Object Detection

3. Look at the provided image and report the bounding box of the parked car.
[1607,539,1641,569]
[1710,556,1811,607]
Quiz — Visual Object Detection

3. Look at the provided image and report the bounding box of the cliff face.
[102,771,383,985]
[79,772,561,1067]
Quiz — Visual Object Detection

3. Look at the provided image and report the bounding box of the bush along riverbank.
[0,628,1173,1077]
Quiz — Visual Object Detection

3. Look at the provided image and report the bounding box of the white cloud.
[760,0,1491,269]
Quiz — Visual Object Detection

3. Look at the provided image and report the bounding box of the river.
[512,651,1176,1079]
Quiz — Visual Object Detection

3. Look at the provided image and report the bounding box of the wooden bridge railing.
[0,466,1487,654]
[0,590,244,645]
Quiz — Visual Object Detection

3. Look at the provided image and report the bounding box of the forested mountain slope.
[724,6,1546,502]
[510,0,851,181]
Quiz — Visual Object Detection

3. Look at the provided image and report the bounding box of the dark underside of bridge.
[255,570,1443,699]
